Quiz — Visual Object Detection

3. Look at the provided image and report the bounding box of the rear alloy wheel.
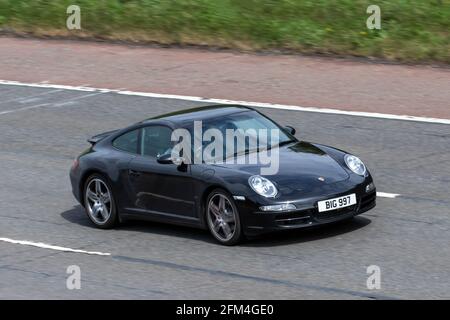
[206,190,243,245]
[84,174,117,229]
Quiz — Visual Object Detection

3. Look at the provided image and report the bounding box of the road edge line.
[1,79,449,125]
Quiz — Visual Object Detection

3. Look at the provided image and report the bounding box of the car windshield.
[184,110,296,162]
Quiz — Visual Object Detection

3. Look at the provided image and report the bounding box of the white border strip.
[377,192,400,199]
[0,237,111,256]
[1,79,449,125]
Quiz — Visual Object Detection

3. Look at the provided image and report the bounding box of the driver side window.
[141,125,173,158]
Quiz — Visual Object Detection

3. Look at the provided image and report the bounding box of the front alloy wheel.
[206,190,243,245]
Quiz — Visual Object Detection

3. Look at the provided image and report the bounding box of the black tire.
[205,189,243,246]
[83,173,118,229]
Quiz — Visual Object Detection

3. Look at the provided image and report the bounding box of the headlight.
[344,154,366,176]
[248,175,278,198]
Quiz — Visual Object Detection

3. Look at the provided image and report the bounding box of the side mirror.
[284,125,296,136]
[156,154,173,164]
[157,153,186,165]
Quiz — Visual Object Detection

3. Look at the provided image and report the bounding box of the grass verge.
[0,0,448,63]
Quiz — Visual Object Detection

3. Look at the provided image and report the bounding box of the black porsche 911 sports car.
[70,105,376,245]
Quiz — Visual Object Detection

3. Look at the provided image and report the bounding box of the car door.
[109,128,140,211]
[127,124,196,219]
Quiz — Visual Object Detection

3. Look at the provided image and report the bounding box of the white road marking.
[0,103,50,115]
[377,192,400,198]
[0,88,62,105]
[0,80,103,92]
[51,92,105,107]
[0,237,111,256]
[0,79,449,125]
[0,92,104,115]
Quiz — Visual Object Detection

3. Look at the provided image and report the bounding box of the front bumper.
[69,166,82,205]
[237,182,376,236]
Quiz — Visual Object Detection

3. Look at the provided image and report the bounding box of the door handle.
[129,169,141,177]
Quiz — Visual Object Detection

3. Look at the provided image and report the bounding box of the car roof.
[141,104,255,125]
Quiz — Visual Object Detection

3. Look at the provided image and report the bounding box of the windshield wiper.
[278,139,297,147]
[224,139,296,160]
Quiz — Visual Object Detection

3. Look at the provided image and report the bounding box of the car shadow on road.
[242,217,372,247]
[60,205,95,228]
[61,205,371,247]
[60,205,216,244]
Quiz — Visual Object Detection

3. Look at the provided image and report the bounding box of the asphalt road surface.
[0,83,449,299]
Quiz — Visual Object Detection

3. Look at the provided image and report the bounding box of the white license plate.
[317,194,357,212]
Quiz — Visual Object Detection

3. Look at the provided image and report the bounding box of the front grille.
[275,210,314,227]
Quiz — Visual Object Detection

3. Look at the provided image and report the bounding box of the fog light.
[365,182,375,193]
[259,203,296,212]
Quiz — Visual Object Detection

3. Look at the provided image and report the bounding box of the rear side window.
[112,129,139,154]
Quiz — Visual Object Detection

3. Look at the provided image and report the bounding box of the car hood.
[213,141,350,194]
